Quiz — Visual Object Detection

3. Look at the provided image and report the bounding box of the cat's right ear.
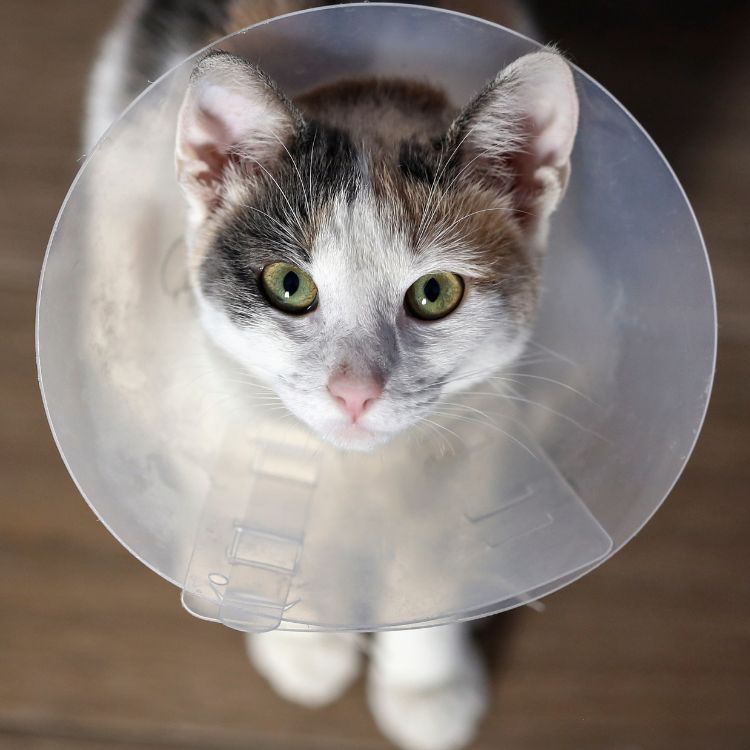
[176,51,303,222]
[448,50,579,246]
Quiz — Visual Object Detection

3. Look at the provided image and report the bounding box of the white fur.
[246,630,363,708]
[246,625,487,750]
[83,1,140,151]
[369,626,488,750]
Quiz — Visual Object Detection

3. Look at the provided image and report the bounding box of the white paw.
[367,647,488,750]
[245,630,362,708]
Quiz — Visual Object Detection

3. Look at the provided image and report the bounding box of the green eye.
[405,272,464,320]
[260,261,318,314]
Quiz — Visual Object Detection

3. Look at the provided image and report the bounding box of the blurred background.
[1,1,749,748]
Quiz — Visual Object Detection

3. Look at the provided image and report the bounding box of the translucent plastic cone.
[37,4,716,631]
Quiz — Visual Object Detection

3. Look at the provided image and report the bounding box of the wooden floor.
[1,2,748,749]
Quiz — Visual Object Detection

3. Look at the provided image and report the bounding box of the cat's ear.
[176,51,304,221]
[450,50,579,243]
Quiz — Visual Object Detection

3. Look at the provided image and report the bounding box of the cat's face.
[176,51,578,450]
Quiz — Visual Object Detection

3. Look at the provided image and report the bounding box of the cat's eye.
[404,272,464,320]
[260,261,318,314]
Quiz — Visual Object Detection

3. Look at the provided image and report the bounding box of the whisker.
[468,392,609,443]
[245,155,307,237]
[243,205,300,245]
[437,400,535,439]
[415,122,482,246]
[308,128,317,215]
[420,417,461,454]
[417,144,508,248]
[430,409,538,459]
[487,373,598,405]
[429,206,525,249]
[524,338,577,367]
[413,420,449,456]
[270,131,311,217]
[436,399,501,425]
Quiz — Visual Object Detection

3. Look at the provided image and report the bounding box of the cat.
[85,3,578,749]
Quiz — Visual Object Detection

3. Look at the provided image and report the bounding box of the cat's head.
[175,50,578,450]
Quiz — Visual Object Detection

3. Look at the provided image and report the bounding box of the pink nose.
[327,373,383,422]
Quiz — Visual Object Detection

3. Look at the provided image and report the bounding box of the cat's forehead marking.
[309,192,412,324]
[397,138,442,184]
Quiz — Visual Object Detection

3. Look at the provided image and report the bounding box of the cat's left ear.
[176,51,304,222]
[450,50,579,244]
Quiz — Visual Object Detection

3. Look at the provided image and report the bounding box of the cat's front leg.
[245,629,362,708]
[368,624,488,750]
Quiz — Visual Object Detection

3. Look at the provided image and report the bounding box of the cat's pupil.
[424,277,441,303]
[283,271,300,297]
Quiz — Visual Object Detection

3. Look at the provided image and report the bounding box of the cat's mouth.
[326,422,392,452]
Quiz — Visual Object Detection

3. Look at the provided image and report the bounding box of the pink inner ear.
[177,74,293,215]
[527,97,576,169]
[188,107,237,185]
[505,94,577,223]
[190,143,230,190]
[181,104,265,208]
